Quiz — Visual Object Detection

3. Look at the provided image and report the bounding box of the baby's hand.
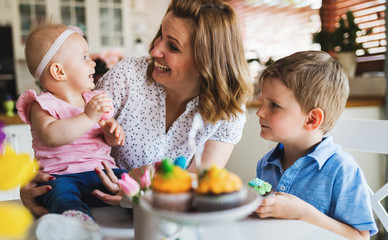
[84,94,113,122]
[255,192,307,220]
[99,119,125,146]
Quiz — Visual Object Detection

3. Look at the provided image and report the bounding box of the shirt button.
[280,186,286,191]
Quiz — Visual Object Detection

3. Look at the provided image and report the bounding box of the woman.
[20,0,253,215]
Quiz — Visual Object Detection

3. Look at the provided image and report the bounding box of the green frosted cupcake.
[248,178,274,198]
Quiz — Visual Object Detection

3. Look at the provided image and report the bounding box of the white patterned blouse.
[96,56,246,170]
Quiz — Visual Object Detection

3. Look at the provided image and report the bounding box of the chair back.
[327,117,388,232]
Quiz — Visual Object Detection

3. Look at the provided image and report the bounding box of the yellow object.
[0,144,37,239]
[152,166,192,193]
[0,144,38,190]
[196,165,242,194]
[0,202,34,239]
[3,100,15,117]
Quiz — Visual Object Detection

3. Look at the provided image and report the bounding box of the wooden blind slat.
[226,0,385,72]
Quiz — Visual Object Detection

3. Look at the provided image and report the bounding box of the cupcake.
[248,178,274,198]
[194,165,247,212]
[152,158,192,212]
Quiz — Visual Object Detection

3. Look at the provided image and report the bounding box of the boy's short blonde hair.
[24,22,68,79]
[258,51,349,133]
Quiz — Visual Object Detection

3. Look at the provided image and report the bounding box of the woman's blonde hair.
[258,51,349,133]
[147,0,253,124]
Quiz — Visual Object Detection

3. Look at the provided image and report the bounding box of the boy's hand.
[255,192,307,220]
[84,94,113,122]
[99,119,125,146]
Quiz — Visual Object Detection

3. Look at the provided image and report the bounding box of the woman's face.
[150,12,200,95]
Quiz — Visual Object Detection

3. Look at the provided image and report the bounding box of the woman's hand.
[19,172,54,217]
[92,162,154,205]
[128,164,155,181]
[92,161,123,205]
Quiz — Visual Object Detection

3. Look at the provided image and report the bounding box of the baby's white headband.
[34,25,84,80]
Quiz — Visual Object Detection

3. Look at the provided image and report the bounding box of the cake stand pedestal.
[138,188,262,240]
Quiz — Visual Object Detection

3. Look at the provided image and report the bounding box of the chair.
[327,117,388,233]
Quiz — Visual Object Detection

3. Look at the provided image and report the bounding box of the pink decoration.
[68,25,84,36]
[117,173,140,197]
[100,101,114,120]
[140,169,152,190]
[90,49,124,70]
[0,122,5,152]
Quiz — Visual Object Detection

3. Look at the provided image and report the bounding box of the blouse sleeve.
[209,110,247,145]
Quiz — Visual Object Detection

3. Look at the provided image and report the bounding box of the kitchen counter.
[0,96,385,126]
[0,114,24,125]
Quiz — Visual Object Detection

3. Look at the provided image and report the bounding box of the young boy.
[254,51,377,239]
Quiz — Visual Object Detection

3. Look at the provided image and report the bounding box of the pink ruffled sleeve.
[16,90,59,124]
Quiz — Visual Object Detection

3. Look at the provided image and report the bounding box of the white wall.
[142,0,169,48]
[0,0,12,25]
[226,108,276,184]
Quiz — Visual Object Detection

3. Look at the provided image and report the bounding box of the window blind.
[335,0,386,57]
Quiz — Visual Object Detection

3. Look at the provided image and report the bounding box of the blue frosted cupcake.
[248,178,274,198]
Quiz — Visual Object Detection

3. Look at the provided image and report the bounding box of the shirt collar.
[186,96,199,109]
[306,136,341,169]
[264,136,340,170]
[264,144,284,170]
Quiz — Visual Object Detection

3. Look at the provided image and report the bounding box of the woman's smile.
[154,61,171,73]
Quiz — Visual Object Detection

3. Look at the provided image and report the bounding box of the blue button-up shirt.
[256,137,378,235]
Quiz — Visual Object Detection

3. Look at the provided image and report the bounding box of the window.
[18,0,46,44]
[60,0,86,34]
[320,0,386,73]
[227,0,386,75]
[99,0,123,47]
[226,0,320,78]
[335,0,386,57]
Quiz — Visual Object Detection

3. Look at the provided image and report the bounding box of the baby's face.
[256,77,308,143]
[54,33,96,93]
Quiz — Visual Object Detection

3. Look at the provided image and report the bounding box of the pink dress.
[16,90,117,174]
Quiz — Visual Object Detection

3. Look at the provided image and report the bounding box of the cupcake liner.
[152,190,192,212]
[261,190,275,199]
[194,187,248,212]
[249,187,275,199]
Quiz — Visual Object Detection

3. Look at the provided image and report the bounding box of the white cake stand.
[139,188,262,240]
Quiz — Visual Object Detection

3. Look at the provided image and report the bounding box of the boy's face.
[256,77,308,144]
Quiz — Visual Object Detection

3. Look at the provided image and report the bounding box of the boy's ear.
[304,107,324,131]
[49,63,66,82]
